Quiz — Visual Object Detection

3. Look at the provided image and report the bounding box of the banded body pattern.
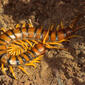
[15,26,74,42]
[1,43,45,66]
[0,24,73,59]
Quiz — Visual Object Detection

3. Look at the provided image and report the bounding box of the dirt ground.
[0,0,85,85]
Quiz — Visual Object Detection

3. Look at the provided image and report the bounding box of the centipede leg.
[50,25,54,31]
[0,27,7,34]
[7,44,23,56]
[1,63,7,74]
[30,40,38,47]
[9,66,16,79]
[44,40,63,49]
[28,19,34,28]
[22,23,26,28]
[45,44,61,49]
[25,63,37,68]
[31,40,38,44]
[43,29,49,45]
[66,35,82,39]
[60,21,64,29]
[25,55,43,68]
[56,25,60,31]
[17,40,28,51]
[31,55,43,63]
[43,26,63,47]
[18,66,29,76]
[16,24,20,28]
[46,42,63,45]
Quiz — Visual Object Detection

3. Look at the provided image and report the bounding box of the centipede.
[0,14,83,79]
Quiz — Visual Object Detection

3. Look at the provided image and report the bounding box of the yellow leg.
[56,25,60,31]
[43,24,56,45]
[30,40,38,44]
[29,40,38,48]
[1,63,7,74]
[28,19,34,28]
[24,40,33,47]
[43,29,49,44]
[60,21,64,29]
[66,35,82,39]
[0,27,6,32]
[16,24,20,28]
[25,55,43,68]
[44,39,68,49]
[25,63,37,68]
[45,44,61,49]
[22,23,26,28]
[18,66,29,76]
[18,40,28,51]
[45,44,67,51]
[43,25,58,45]
[50,25,54,31]
[9,66,16,79]
[7,44,24,56]
[45,42,63,45]
[44,34,81,49]
[57,39,70,43]
[50,35,81,44]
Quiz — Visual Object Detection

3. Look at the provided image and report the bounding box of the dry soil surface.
[0,0,85,85]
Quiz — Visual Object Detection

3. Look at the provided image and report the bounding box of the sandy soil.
[0,0,85,85]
